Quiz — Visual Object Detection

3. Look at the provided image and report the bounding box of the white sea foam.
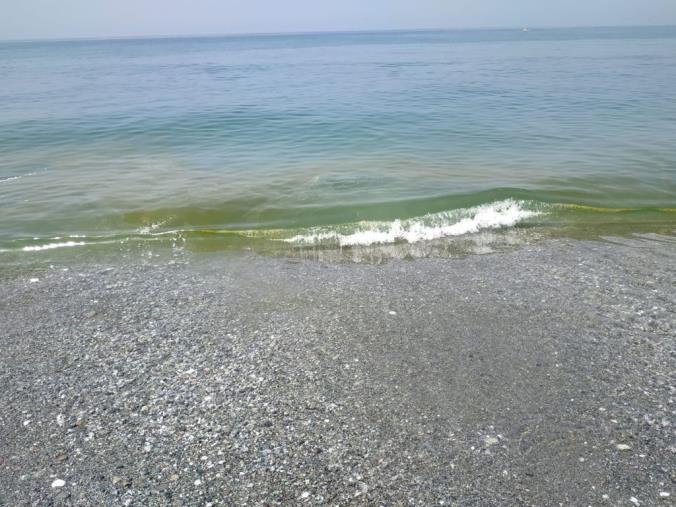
[0,171,41,184]
[23,241,86,252]
[0,175,22,183]
[138,220,170,234]
[284,199,540,247]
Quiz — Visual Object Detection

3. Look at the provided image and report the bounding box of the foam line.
[283,199,540,247]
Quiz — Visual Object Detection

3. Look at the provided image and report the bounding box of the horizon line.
[1,23,675,44]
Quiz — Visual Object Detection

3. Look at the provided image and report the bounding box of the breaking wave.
[283,199,541,247]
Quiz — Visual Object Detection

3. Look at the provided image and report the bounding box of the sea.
[1,26,675,262]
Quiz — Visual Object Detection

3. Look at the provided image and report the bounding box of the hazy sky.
[2,0,676,40]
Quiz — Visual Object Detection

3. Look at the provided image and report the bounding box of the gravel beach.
[1,237,675,506]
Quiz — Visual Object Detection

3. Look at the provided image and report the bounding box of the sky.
[2,0,676,40]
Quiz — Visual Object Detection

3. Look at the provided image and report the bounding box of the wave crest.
[283,199,540,247]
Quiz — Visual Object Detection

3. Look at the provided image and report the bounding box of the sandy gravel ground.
[1,237,674,506]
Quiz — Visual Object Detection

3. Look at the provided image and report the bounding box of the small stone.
[111,476,131,487]
[659,492,670,498]
[194,479,202,486]
[51,479,65,488]
[170,474,179,481]
[355,482,368,496]
[484,436,499,447]
[300,491,310,499]
[630,497,640,506]
[616,444,632,451]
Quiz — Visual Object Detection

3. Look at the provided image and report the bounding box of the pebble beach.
[1,236,674,505]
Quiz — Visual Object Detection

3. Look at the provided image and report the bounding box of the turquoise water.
[1,27,675,259]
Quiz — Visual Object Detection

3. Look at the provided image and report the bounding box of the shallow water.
[1,26,675,260]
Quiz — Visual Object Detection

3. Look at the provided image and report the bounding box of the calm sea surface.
[1,27,675,260]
